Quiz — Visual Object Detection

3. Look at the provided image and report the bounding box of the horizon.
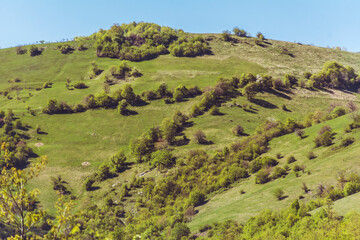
[1,0,360,52]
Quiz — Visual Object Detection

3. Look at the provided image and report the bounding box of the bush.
[287,156,296,164]
[232,125,244,136]
[344,182,360,196]
[193,130,207,144]
[29,45,41,56]
[271,167,287,179]
[314,125,333,147]
[110,150,127,173]
[97,163,112,181]
[118,99,129,115]
[150,150,173,169]
[73,82,88,89]
[189,191,206,207]
[340,137,355,147]
[84,177,95,191]
[332,106,346,117]
[307,151,316,160]
[209,106,221,115]
[171,222,191,240]
[255,169,270,184]
[273,188,285,200]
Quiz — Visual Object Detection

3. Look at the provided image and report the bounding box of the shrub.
[294,128,305,139]
[193,130,207,144]
[118,99,129,115]
[344,182,360,196]
[221,31,232,41]
[307,151,316,160]
[273,188,285,200]
[232,125,245,136]
[340,137,355,147]
[150,150,173,169]
[97,163,112,181]
[171,222,191,240]
[73,82,88,89]
[287,156,296,164]
[255,169,270,184]
[209,106,221,116]
[271,167,287,179]
[314,125,333,147]
[110,150,127,173]
[332,106,346,117]
[84,177,95,191]
[189,191,206,207]
[29,45,41,56]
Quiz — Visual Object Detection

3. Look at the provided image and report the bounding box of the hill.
[1,22,360,239]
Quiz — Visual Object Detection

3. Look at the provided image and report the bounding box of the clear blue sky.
[1,0,360,52]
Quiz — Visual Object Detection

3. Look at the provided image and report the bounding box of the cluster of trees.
[306,61,359,89]
[168,36,211,57]
[104,61,142,84]
[43,84,142,115]
[94,22,210,61]
[201,200,360,239]
[130,110,188,162]
[94,22,179,61]
[57,44,74,54]
[141,83,202,102]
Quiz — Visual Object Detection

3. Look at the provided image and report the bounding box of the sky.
[1,0,360,52]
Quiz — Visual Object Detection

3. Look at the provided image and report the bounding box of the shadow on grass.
[266,89,292,100]
[251,98,278,109]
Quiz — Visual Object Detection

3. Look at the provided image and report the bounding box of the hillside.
[1,22,360,239]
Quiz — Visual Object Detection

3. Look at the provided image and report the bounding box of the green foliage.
[273,188,285,200]
[160,118,177,144]
[169,36,210,57]
[110,150,127,172]
[171,222,191,240]
[97,163,112,181]
[309,61,359,89]
[332,106,346,117]
[118,99,129,115]
[29,45,41,56]
[150,150,174,169]
[189,191,206,207]
[242,82,259,100]
[232,125,244,136]
[84,177,95,191]
[287,155,296,164]
[0,156,48,239]
[209,106,221,115]
[255,169,270,184]
[314,125,334,147]
[271,166,287,179]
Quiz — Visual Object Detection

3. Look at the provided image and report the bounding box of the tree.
[150,150,173,169]
[110,150,127,172]
[242,82,258,100]
[0,155,48,239]
[188,191,205,207]
[193,130,207,144]
[118,99,129,115]
[171,222,190,240]
[45,196,79,240]
[29,45,41,56]
[273,188,285,200]
[232,125,244,136]
[121,84,136,105]
[160,118,177,144]
[256,32,265,41]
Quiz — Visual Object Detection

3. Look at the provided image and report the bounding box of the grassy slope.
[1,35,360,216]
[189,114,360,231]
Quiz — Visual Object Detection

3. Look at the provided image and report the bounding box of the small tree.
[256,32,265,41]
[118,99,129,115]
[189,191,206,207]
[232,125,244,136]
[242,82,258,100]
[273,188,285,200]
[110,150,127,172]
[0,156,48,239]
[193,130,207,144]
[84,177,95,191]
[171,222,191,240]
[294,128,305,139]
